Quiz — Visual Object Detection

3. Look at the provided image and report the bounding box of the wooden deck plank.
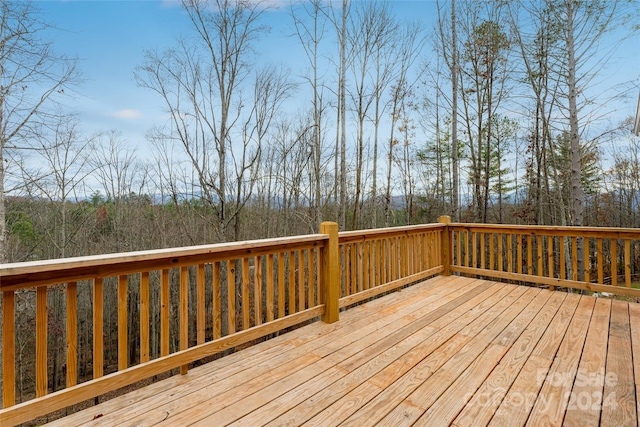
[562,297,612,427]
[37,277,639,427]
[524,296,595,427]
[197,281,489,426]
[600,300,637,427]
[310,278,486,359]
[341,285,529,427]
[125,354,323,426]
[487,292,581,427]
[378,287,539,426]
[93,276,470,427]
[187,362,338,426]
[414,288,555,426]
[452,291,566,427]
[54,276,459,427]
[254,282,509,427]
[629,302,640,426]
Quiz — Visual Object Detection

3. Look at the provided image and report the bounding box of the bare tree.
[25,117,93,259]
[383,22,423,227]
[435,0,461,221]
[292,0,329,228]
[347,0,397,229]
[0,0,78,261]
[136,0,268,242]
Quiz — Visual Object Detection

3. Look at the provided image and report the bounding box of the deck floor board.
[43,276,639,427]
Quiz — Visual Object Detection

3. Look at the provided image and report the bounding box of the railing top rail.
[0,234,328,291]
[449,222,640,239]
[339,223,445,242]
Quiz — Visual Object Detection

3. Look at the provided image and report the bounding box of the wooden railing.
[2,219,639,425]
[447,222,640,298]
[0,226,339,426]
[338,224,444,308]
[0,221,445,426]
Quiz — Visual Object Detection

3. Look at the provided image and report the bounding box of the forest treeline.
[2,0,640,264]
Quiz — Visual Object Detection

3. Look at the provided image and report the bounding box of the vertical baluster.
[36,286,48,396]
[93,278,104,377]
[497,234,503,272]
[527,235,533,275]
[161,269,170,355]
[489,233,495,271]
[624,240,631,288]
[229,260,237,333]
[537,236,543,277]
[376,239,385,285]
[197,264,205,344]
[267,254,274,321]
[278,253,285,318]
[316,248,323,304]
[3,290,15,407]
[118,275,127,370]
[382,239,388,283]
[342,245,349,296]
[66,282,77,387]
[242,258,250,329]
[517,235,522,274]
[180,266,188,374]
[364,240,370,289]
[289,251,296,314]
[560,238,566,280]
[481,232,486,270]
[597,238,604,284]
[351,242,357,291]
[507,234,513,273]
[140,272,150,362]
[255,256,263,325]
[298,250,305,309]
[242,257,251,329]
[548,236,554,291]
[572,237,578,281]
[213,262,221,338]
[472,232,478,269]
[308,249,315,308]
[584,239,590,284]
[464,231,469,268]
[611,239,617,286]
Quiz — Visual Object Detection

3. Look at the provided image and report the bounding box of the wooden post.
[320,222,339,323]
[439,216,452,276]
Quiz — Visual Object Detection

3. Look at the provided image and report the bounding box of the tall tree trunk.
[566,0,584,280]
[451,0,459,222]
[339,0,348,229]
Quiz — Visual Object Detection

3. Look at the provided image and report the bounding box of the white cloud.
[107,109,142,119]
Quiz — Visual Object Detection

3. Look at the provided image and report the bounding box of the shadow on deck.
[44,276,640,427]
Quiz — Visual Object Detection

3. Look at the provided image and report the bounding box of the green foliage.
[7,210,39,247]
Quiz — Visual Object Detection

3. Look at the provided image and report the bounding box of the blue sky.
[37,0,444,149]
[40,1,194,145]
[37,0,640,152]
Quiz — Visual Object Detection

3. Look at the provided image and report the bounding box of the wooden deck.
[45,276,640,427]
